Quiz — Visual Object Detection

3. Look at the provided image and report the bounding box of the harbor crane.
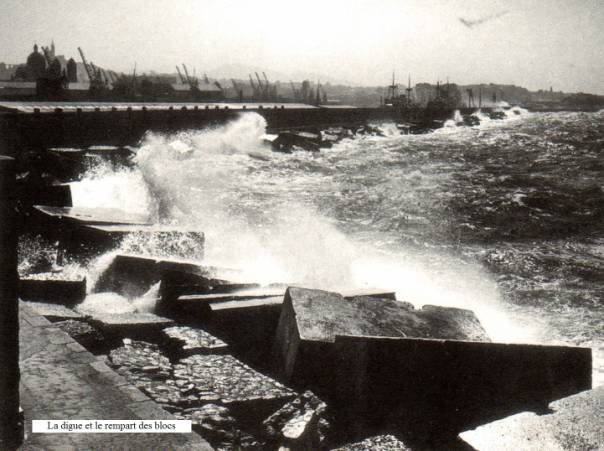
[249,74,260,100]
[231,79,243,100]
[175,66,186,84]
[387,71,398,100]
[290,81,299,102]
[182,63,197,87]
[466,88,475,108]
[77,47,95,83]
[255,72,265,97]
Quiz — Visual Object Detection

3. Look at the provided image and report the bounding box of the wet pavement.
[18,302,212,451]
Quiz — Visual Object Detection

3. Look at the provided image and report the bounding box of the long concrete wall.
[0,105,384,157]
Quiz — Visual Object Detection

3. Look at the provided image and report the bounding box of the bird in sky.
[459,10,509,29]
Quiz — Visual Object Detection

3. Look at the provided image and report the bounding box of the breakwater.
[0,102,384,157]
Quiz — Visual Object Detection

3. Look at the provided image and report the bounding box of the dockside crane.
[255,72,267,100]
[478,86,483,108]
[263,72,271,100]
[232,79,243,101]
[77,47,95,83]
[175,66,186,84]
[466,88,475,108]
[406,74,413,103]
[249,74,260,100]
[387,71,398,101]
[290,81,299,102]
[182,63,197,88]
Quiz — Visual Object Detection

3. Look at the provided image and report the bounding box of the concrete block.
[340,288,397,301]
[162,326,228,356]
[459,386,604,451]
[93,254,224,298]
[19,272,86,307]
[271,131,321,152]
[208,296,283,367]
[272,287,489,384]
[75,224,204,258]
[29,183,72,207]
[177,287,284,318]
[89,312,175,340]
[333,335,592,445]
[33,205,151,226]
[20,301,82,321]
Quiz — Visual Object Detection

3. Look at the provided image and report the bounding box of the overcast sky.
[1,0,602,93]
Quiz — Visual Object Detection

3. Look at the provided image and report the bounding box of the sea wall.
[0,105,382,157]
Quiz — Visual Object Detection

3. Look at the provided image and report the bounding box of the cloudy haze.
[1,0,602,93]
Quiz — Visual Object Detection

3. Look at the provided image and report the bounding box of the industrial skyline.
[0,0,602,94]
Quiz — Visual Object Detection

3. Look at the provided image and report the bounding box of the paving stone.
[331,435,412,450]
[108,339,172,378]
[264,390,331,449]
[173,354,295,407]
[18,305,212,450]
[54,319,106,352]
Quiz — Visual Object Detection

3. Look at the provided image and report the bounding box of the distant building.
[0,62,19,81]
[26,44,46,80]
[66,58,77,82]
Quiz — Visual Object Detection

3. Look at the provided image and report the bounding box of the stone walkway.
[18,303,212,451]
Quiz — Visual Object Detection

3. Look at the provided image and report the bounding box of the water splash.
[64,111,602,369]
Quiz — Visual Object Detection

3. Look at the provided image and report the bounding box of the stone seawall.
[0,104,382,157]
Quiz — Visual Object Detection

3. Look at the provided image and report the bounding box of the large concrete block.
[72,224,205,260]
[93,254,226,298]
[31,205,152,255]
[162,326,228,356]
[340,288,397,301]
[177,287,284,318]
[208,296,284,367]
[272,287,489,386]
[19,272,86,307]
[88,312,175,340]
[459,386,604,451]
[33,205,151,226]
[333,335,592,445]
[20,301,82,322]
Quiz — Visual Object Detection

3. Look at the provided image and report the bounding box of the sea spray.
[69,161,156,218]
[65,111,602,380]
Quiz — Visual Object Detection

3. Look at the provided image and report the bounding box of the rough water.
[70,109,604,386]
